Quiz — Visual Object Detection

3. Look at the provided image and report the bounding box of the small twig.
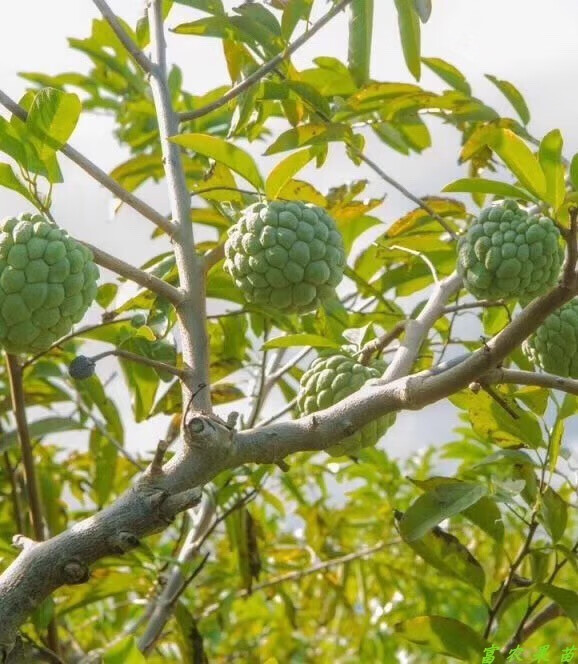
[22,317,132,368]
[442,299,507,315]
[178,0,355,123]
[484,368,578,397]
[0,89,174,235]
[354,151,458,240]
[387,244,439,282]
[92,0,153,73]
[484,520,538,639]
[502,604,562,653]
[204,243,225,272]
[357,321,407,366]
[502,539,578,651]
[200,541,392,620]
[480,384,519,420]
[90,348,185,379]
[258,397,297,427]
[85,241,182,305]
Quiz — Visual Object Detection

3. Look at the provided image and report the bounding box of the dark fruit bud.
[68,355,96,380]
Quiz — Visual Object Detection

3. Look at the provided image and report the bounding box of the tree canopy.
[0,1,577,662]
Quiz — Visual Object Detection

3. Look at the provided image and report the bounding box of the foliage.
[0,1,576,662]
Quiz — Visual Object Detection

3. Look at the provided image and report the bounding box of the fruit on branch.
[457,200,563,300]
[297,352,395,456]
[68,355,96,380]
[0,214,100,354]
[524,299,578,377]
[224,200,346,312]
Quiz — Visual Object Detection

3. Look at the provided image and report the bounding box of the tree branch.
[90,348,185,380]
[502,603,562,653]
[354,151,459,240]
[5,354,61,657]
[137,492,216,653]
[92,0,153,73]
[83,241,182,305]
[178,0,355,123]
[484,368,578,396]
[381,272,462,382]
[147,0,211,409]
[0,90,174,236]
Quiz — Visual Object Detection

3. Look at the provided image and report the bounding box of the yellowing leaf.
[539,129,565,210]
[266,149,316,199]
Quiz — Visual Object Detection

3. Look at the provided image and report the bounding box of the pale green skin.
[525,299,578,378]
[0,214,100,354]
[457,200,563,301]
[297,353,395,456]
[224,200,346,313]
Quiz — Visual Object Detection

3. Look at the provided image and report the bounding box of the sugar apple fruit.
[224,200,346,312]
[524,299,578,378]
[457,200,563,300]
[297,353,395,456]
[0,213,100,354]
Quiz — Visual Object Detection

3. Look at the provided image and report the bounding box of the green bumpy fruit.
[0,213,100,354]
[457,200,563,300]
[224,200,346,312]
[297,353,395,457]
[525,299,578,378]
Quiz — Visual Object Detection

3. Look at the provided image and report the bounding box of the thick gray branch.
[147,0,211,410]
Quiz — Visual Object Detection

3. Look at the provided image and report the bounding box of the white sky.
[1,1,578,458]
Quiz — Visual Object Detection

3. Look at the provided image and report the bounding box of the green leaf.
[422,57,471,94]
[394,0,421,80]
[399,482,488,541]
[570,153,578,191]
[263,333,342,350]
[281,0,313,40]
[538,129,565,209]
[548,417,564,475]
[0,417,85,453]
[481,127,547,199]
[0,163,39,206]
[536,583,578,625]
[172,133,263,190]
[265,149,316,199]
[26,88,81,160]
[348,0,374,86]
[264,123,352,155]
[398,517,486,591]
[443,177,537,202]
[394,616,504,661]
[89,429,118,507]
[539,487,567,543]
[485,74,530,125]
[103,637,146,664]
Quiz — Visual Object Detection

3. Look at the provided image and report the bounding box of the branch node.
[161,488,203,520]
[182,411,235,451]
[62,559,90,585]
[146,439,170,478]
[108,531,140,555]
